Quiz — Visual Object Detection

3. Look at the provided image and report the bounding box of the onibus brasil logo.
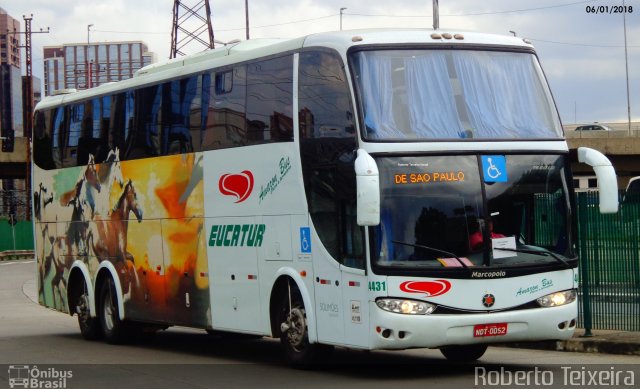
[8,365,72,388]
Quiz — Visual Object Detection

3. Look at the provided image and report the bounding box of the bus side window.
[126,85,161,159]
[246,55,294,144]
[161,77,199,155]
[204,66,247,150]
[51,106,66,169]
[299,49,364,270]
[33,110,55,170]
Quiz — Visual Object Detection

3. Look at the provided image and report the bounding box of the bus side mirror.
[578,147,618,214]
[355,149,380,226]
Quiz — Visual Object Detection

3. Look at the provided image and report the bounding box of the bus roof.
[35,28,534,111]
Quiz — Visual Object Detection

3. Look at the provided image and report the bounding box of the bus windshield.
[351,49,562,140]
[372,154,574,271]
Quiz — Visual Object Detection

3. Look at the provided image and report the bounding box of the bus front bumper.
[369,300,577,350]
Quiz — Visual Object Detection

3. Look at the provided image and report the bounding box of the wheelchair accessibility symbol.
[481,155,507,183]
[300,227,312,254]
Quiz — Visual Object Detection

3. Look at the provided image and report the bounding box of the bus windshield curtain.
[405,54,464,138]
[358,53,403,139]
[451,51,557,139]
[357,50,560,140]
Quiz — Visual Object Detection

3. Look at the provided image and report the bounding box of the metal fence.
[0,189,34,251]
[576,191,640,332]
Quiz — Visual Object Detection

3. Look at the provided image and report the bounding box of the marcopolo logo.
[209,224,266,248]
[8,365,72,388]
[219,170,254,203]
[399,280,452,297]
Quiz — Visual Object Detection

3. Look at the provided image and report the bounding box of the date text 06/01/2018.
[586,5,632,14]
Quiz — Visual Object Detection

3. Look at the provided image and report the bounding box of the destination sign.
[394,171,465,184]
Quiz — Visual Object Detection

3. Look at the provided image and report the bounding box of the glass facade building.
[0,8,22,145]
[44,42,155,96]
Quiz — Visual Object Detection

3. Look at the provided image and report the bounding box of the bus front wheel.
[278,285,331,367]
[440,344,488,362]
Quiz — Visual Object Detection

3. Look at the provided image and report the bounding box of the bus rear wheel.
[76,281,101,340]
[99,277,133,344]
[440,344,488,362]
[278,285,331,367]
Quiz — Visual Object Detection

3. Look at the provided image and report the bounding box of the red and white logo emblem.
[218,171,254,203]
[399,280,452,297]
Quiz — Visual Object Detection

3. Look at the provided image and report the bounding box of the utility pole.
[433,0,439,30]
[622,0,631,135]
[170,0,215,58]
[245,0,250,40]
[7,15,49,219]
[87,24,93,45]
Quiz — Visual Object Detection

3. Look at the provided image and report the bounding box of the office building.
[0,7,23,142]
[44,41,155,96]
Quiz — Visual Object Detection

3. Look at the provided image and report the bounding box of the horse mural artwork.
[34,149,210,328]
[34,149,145,310]
[34,183,54,299]
[91,147,125,218]
[88,179,143,294]
[59,154,102,257]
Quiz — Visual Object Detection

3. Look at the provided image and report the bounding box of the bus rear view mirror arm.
[577,147,618,214]
[355,149,380,226]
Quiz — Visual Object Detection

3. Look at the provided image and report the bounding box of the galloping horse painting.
[88,180,143,294]
[34,150,210,327]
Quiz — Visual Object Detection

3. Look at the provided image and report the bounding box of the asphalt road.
[1,260,638,389]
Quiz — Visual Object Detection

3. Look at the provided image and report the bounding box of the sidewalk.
[500,329,640,356]
[0,250,34,261]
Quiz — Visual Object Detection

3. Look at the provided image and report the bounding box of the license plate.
[473,322,508,337]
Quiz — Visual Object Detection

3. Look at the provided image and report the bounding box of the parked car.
[574,124,614,131]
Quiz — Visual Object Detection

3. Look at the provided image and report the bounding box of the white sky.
[3,0,639,124]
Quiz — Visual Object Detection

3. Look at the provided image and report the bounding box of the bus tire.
[76,280,101,341]
[99,277,131,344]
[440,344,488,362]
[278,284,332,367]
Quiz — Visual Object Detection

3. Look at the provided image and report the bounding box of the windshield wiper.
[493,246,571,268]
[391,240,472,273]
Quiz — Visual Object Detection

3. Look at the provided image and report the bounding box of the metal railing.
[576,191,640,332]
[0,189,34,252]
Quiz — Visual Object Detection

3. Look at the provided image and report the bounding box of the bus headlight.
[536,289,577,307]
[376,298,435,315]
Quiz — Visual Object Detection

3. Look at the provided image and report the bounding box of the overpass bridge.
[565,122,640,189]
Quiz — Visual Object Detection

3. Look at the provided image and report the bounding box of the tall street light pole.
[87,24,93,45]
[245,0,250,40]
[433,0,439,30]
[622,0,631,135]
[86,24,93,89]
[7,15,49,218]
[340,7,347,31]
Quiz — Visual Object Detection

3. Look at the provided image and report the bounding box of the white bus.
[32,29,618,365]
